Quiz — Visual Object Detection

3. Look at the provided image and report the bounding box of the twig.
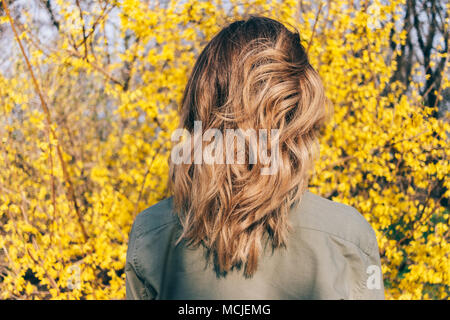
[75,0,89,59]
[74,3,114,51]
[133,144,165,216]
[306,2,324,54]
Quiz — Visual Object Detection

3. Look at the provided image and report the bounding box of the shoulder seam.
[292,225,373,256]
[135,218,178,240]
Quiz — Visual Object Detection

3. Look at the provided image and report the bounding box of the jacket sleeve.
[355,229,385,300]
[125,219,156,300]
[125,261,155,300]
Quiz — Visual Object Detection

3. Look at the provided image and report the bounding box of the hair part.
[169,16,332,277]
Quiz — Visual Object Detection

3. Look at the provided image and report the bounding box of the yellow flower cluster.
[0,0,448,299]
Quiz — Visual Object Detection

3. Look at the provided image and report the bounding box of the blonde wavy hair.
[169,16,331,277]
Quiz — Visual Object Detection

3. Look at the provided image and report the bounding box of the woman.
[125,16,384,300]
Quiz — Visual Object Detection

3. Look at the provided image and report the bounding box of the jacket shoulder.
[131,197,178,239]
[292,190,378,255]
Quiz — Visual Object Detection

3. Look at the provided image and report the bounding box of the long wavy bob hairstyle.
[169,16,331,277]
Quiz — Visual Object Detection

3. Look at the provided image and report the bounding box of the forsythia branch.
[2,0,88,242]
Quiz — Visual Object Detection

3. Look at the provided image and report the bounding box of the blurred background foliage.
[0,0,448,299]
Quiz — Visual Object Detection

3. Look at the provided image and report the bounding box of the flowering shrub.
[0,0,448,299]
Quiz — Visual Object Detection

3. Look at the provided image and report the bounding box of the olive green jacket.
[125,190,385,300]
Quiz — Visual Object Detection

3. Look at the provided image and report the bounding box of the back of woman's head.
[169,16,331,277]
